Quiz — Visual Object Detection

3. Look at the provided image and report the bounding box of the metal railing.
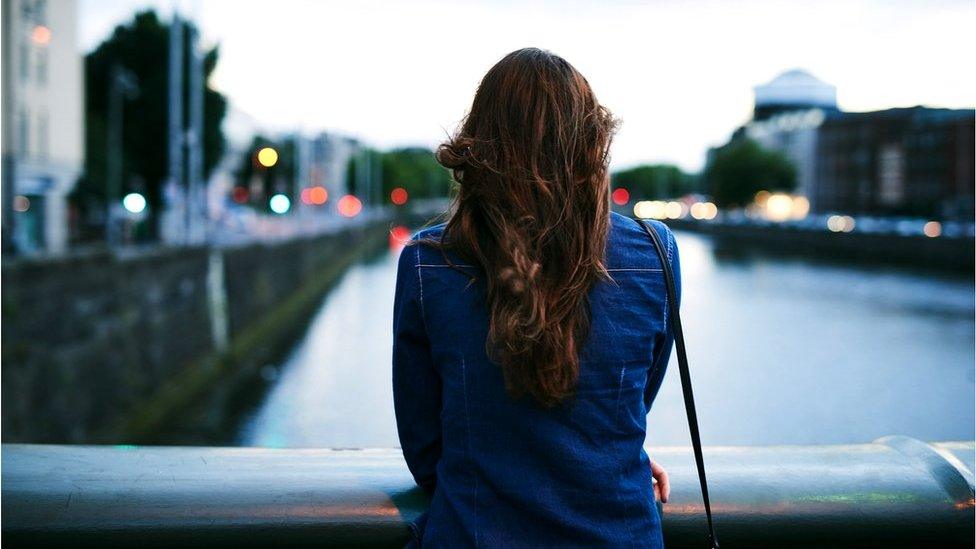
[2,436,973,547]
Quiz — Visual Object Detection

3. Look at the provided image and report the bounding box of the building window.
[878,144,905,207]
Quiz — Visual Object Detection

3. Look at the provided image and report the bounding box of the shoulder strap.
[637,219,720,549]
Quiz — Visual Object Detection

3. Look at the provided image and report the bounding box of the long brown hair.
[433,48,618,408]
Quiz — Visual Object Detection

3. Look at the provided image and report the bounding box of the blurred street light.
[106,64,140,245]
[390,187,408,206]
[31,25,51,45]
[337,195,362,217]
[122,193,147,214]
[269,194,290,214]
[13,196,30,213]
[612,187,630,206]
[257,147,278,168]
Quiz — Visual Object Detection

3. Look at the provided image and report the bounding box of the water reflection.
[238,232,975,448]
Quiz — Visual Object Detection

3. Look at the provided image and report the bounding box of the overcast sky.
[79,0,975,171]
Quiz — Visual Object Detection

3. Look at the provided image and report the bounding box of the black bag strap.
[637,219,719,549]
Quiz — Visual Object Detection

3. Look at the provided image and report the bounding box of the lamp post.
[105,64,139,246]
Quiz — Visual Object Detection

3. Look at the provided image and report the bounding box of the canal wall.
[1,221,392,444]
[664,218,974,272]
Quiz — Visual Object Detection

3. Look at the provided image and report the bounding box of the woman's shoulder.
[398,223,473,270]
[606,212,675,271]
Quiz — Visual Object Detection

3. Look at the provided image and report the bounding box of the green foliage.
[703,138,797,207]
[73,10,227,236]
[345,147,451,204]
[380,147,452,202]
[611,164,698,200]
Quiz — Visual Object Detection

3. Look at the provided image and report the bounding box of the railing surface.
[2,436,973,547]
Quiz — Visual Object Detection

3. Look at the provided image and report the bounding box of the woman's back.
[393,212,679,547]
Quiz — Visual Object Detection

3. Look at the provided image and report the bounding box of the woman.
[393,48,679,547]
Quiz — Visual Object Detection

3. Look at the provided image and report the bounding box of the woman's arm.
[644,225,681,413]
[392,241,442,496]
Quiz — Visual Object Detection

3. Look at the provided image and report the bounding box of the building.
[815,107,974,219]
[752,69,839,122]
[2,0,84,254]
[715,69,974,220]
[746,70,839,210]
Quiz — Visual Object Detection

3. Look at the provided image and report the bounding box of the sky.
[79,0,975,172]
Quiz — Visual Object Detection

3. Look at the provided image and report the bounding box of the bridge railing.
[2,436,973,547]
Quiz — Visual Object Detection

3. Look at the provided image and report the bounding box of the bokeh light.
[122,192,147,214]
[923,221,942,238]
[337,195,362,217]
[310,186,328,205]
[389,225,412,248]
[664,201,684,219]
[269,194,290,214]
[827,215,856,233]
[765,193,793,221]
[257,147,278,168]
[232,186,249,204]
[612,187,630,206]
[390,187,408,206]
[31,25,51,45]
[13,195,30,212]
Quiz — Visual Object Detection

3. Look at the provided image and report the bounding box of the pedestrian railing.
[2,436,972,547]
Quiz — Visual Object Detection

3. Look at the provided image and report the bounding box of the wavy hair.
[429,48,618,408]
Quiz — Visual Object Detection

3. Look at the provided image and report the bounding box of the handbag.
[637,219,720,549]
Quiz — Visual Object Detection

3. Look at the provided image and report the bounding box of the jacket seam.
[414,244,430,334]
[461,357,479,547]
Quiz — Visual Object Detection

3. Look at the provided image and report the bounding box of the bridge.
[3,436,973,547]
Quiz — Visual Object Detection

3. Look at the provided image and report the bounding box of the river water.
[236,231,975,448]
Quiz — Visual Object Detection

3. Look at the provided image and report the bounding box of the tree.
[344,147,451,204]
[703,138,796,207]
[611,164,698,200]
[379,147,452,202]
[72,11,227,239]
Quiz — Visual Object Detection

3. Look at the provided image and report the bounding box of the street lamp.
[106,64,139,246]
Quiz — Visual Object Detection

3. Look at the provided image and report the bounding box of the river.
[236,230,975,448]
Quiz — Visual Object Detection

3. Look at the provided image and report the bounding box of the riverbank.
[663,218,974,272]
[1,220,393,444]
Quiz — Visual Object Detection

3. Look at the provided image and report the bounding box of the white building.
[747,70,838,208]
[2,0,84,254]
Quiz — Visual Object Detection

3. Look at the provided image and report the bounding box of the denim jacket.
[393,212,679,548]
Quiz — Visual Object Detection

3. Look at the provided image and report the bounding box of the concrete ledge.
[2,438,973,547]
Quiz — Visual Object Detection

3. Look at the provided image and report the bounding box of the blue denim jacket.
[393,212,679,548]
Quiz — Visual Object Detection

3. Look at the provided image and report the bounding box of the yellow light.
[703,202,718,220]
[791,196,810,219]
[665,201,683,219]
[633,201,651,219]
[257,147,278,168]
[754,190,771,207]
[636,200,667,219]
[690,202,706,220]
[923,221,942,238]
[765,193,793,222]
